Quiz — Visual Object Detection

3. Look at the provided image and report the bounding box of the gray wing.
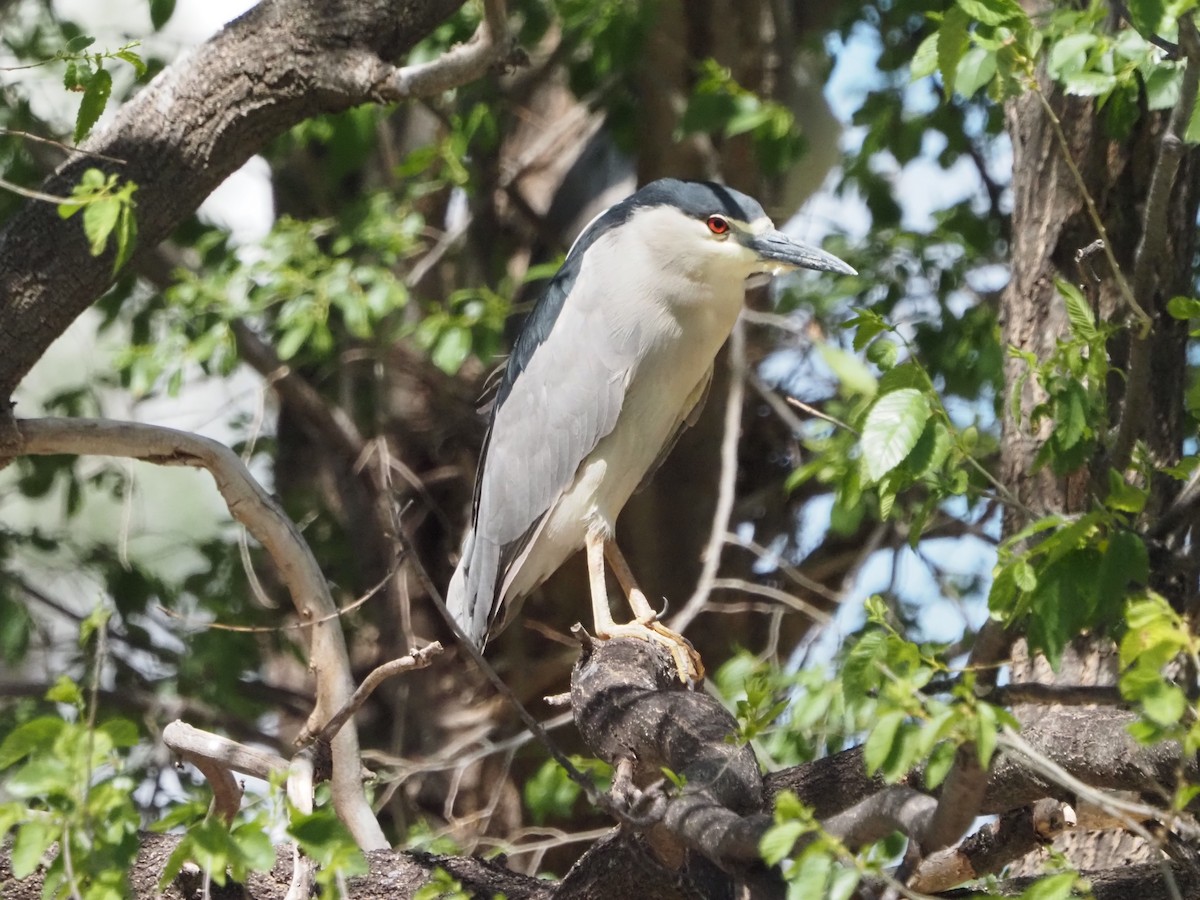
[447,292,631,647]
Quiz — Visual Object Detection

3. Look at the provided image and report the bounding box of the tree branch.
[7,417,386,849]
[0,0,496,406]
[1110,14,1200,472]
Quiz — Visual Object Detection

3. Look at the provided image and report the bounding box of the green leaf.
[956,0,1026,27]
[75,66,112,143]
[905,419,952,479]
[924,741,957,789]
[1019,872,1079,900]
[819,344,877,397]
[80,605,111,646]
[1123,0,1166,37]
[6,757,71,798]
[911,31,939,81]
[861,388,932,482]
[938,6,971,97]
[99,717,140,748]
[865,337,897,369]
[115,49,148,78]
[1055,277,1097,341]
[431,325,471,374]
[523,758,582,824]
[65,35,96,53]
[0,717,65,768]
[1141,680,1186,726]
[45,674,83,706]
[83,196,121,256]
[1167,296,1200,320]
[827,866,861,900]
[1012,557,1037,592]
[790,849,833,897]
[1064,71,1118,97]
[1105,470,1147,514]
[848,309,889,351]
[864,709,905,775]
[11,820,57,878]
[759,820,804,865]
[113,202,138,273]
[1187,91,1200,144]
[150,0,177,30]
[1047,33,1098,81]
[955,46,997,98]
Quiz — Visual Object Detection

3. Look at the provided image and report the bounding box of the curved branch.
[9,417,386,849]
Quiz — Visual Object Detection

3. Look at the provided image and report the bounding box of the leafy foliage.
[2,0,1200,895]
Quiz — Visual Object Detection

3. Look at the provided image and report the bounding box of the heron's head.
[574,179,856,285]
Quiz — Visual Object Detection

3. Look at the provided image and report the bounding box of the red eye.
[706,215,730,235]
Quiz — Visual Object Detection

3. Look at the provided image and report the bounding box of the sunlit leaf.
[861,388,931,482]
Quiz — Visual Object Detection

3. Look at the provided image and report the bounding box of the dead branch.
[309,642,444,746]
[9,417,385,850]
[374,0,522,100]
[909,799,1077,893]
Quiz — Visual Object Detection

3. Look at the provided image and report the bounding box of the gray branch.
[8,417,386,850]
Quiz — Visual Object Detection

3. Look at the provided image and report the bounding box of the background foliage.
[2,0,1200,896]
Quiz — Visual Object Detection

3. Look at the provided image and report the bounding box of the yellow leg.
[583,531,704,682]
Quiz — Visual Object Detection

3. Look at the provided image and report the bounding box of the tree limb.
[7,417,386,849]
[0,0,494,406]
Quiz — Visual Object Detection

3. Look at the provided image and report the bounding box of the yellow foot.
[595,619,705,683]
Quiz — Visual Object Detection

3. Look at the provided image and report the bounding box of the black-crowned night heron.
[447,178,854,680]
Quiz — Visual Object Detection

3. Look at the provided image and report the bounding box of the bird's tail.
[445,528,499,649]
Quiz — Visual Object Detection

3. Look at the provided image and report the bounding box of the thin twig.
[156,564,396,633]
[0,175,82,204]
[709,577,833,624]
[722,530,844,604]
[786,394,858,435]
[310,642,444,745]
[1032,86,1150,330]
[0,128,126,163]
[670,321,746,634]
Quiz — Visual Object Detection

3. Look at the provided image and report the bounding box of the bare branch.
[1110,14,1200,472]
[909,799,1077,893]
[163,720,288,823]
[374,0,522,101]
[309,642,444,746]
[9,417,386,850]
[671,320,746,634]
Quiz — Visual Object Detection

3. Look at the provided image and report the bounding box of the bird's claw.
[594,619,705,684]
